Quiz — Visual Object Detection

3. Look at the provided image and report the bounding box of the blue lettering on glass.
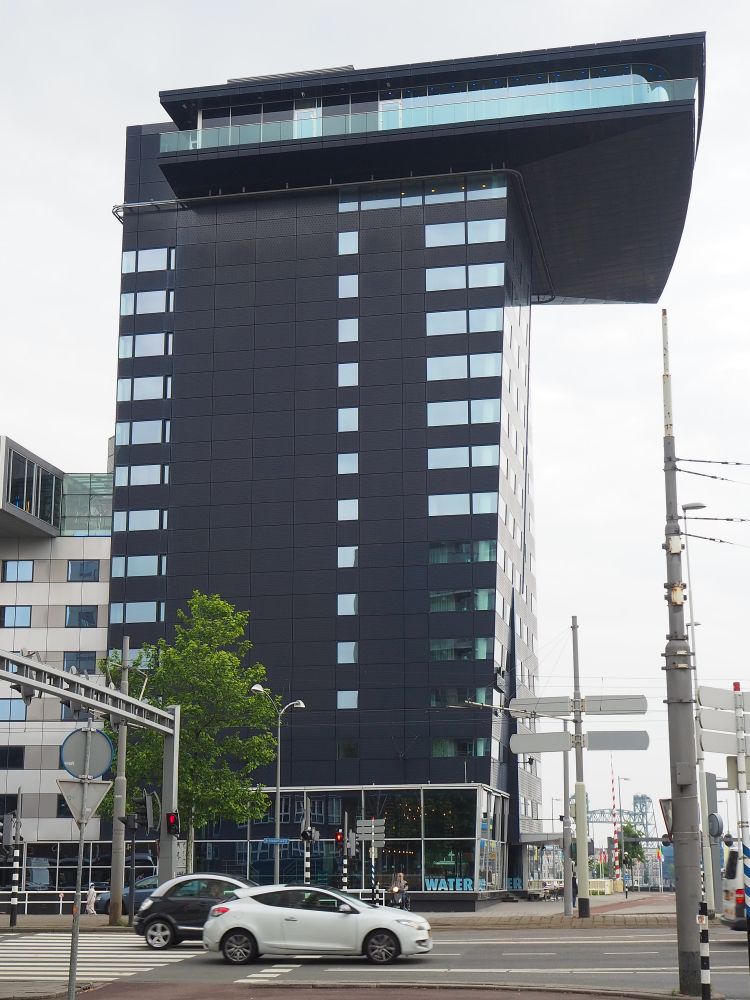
[425,877,474,891]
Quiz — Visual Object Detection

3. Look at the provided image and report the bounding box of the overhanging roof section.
[152,33,704,305]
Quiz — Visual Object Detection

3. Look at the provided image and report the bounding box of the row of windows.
[121,247,175,273]
[339,174,506,212]
[114,465,170,488]
[110,601,165,624]
[425,219,506,247]
[2,559,99,583]
[115,420,171,446]
[426,353,501,381]
[118,332,173,359]
[425,263,504,291]
[120,290,174,316]
[427,307,503,336]
[334,634,495,665]
[112,509,168,532]
[428,445,499,469]
[117,376,172,402]
[429,589,495,613]
[334,686,493,710]
[0,605,98,628]
[334,738,492,759]
[427,398,500,426]
[111,555,167,578]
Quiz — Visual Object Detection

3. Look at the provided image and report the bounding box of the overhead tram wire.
[677,458,750,466]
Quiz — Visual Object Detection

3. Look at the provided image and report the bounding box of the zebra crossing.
[234,961,301,982]
[0,932,199,982]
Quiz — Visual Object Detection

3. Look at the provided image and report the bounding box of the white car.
[202,884,432,965]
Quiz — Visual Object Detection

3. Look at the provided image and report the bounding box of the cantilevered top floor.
[152,33,705,304]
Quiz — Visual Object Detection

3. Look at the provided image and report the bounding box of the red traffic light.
[334,828,344,845]
[166,811,180,836]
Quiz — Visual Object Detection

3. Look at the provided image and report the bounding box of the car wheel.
[144,919,176,949]
[221,930,259,965]
[365,930,400,965]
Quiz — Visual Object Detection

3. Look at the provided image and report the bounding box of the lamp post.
[681,500,716,917]
[250,685,305,884]
[618,776,630,895]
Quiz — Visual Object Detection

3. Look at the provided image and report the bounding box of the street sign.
[585,731,650,751]
[659,798,673,839]
[510,732,572,753]
[583,695,648,715]
[701,730,750,756]
[263,837,289,845]
[508,696,572,717]
[698,686,750,712]
[356,819,385,845]
[699,708,737,734]
[56,779,112,826]
[60,730,114,779]
[726,757,750,790]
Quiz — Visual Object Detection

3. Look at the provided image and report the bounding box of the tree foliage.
[104,592,277,865]
[621,820,646,866]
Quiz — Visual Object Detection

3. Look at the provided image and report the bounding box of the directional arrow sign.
[699,708,737,734]
[57,779,112,827]
[510,732,573,753]
[508,697,572,718]
[583,695,648,715]
[698,686,750,712]
[585,731,650,751]
[700,731,750,755]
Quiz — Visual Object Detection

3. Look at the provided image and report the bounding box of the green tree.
[621,820,646,881]
[106,591,277,871]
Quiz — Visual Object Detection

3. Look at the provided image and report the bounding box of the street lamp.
[617,776,630,894]
[681,501,716,916]
[250,684,305,884]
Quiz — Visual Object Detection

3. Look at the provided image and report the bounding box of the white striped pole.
[698,899,711,1000]
[611,764,620,883]
[303,841,310,885]
[342,853,348,891]
[9,844,20,929]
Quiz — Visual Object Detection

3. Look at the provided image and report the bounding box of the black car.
[95,874,159,915]
[134,873,257,949]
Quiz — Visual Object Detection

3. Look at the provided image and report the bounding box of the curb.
[425,915,677,929]
[232,982,691,998]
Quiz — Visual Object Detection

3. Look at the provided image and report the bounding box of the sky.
[1,0,748,843]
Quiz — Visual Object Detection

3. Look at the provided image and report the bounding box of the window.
[0,699,26,721]
[427,447,469,470]
[429,539,497,563]
[134,376,170,400]
[1,606,31,628]
[338,362,358,387]
[0,746,24,769]
[112,555,164,577]
[63,651,97,674]
[337,408,358,432]
[115,422,129,446]
[467,219,506,244]
[429,590,472,612]
[426,355,467,381]
[337,453,358,475]
[119,332,171,358]
[338,275,358,298]
[337,546,358,567]
[468,263,504,287]
[428,493,470,516]
[65,606,97,628]
[115,465,168,487]
[427,400,469,426]
[337,499,358,521]
[137,247,171,271]
[470,353,501,378]
[337,641,357,664]
[115,509,165,532]
[121,251,136,274]
[431,738,488,757]
[431,685,488,708]
[426,266,466,292]
[472,492,498,514]
[338,232,358,255]
[426,310,467,336]
[471,445,499,466]
[120,292,134,316]
[337,593,358,615]
[110,601,165,624]
[429,637,494,661]
[130,420,169,445]
[471,398,501,423]
[469,307,503,332]
[425,222,465,247]
[67,560,99,583]
[338,318,358,342]
[337,740,359,759]
[467,175,507,200]
[2,560,33,583]
[337,690,358,709]
[136,290,170,314]
[425,178,465,204]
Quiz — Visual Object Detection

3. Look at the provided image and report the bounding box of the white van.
[721,847,746,930]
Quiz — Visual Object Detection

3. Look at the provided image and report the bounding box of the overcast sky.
[1,1,747,840]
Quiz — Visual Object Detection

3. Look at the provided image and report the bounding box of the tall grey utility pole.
[571,616,590,917]
[562,720,573,917]
[109,636,129,925]
[661,308,701,994]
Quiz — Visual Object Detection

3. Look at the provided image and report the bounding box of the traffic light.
[334,828,344,848]
[300,827,313,842]
[166,811,180,836]
[134,791,149,830]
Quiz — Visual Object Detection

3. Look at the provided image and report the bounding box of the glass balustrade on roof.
[160,76,698,154]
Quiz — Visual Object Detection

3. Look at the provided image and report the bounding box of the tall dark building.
[110,34,703,897]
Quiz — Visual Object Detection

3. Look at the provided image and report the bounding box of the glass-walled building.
[108,35,703,895]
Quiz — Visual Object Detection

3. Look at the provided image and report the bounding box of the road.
[2,926,749,998]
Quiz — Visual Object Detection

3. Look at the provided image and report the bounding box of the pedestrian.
[571,874,578,908]
[85,884,97,915]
